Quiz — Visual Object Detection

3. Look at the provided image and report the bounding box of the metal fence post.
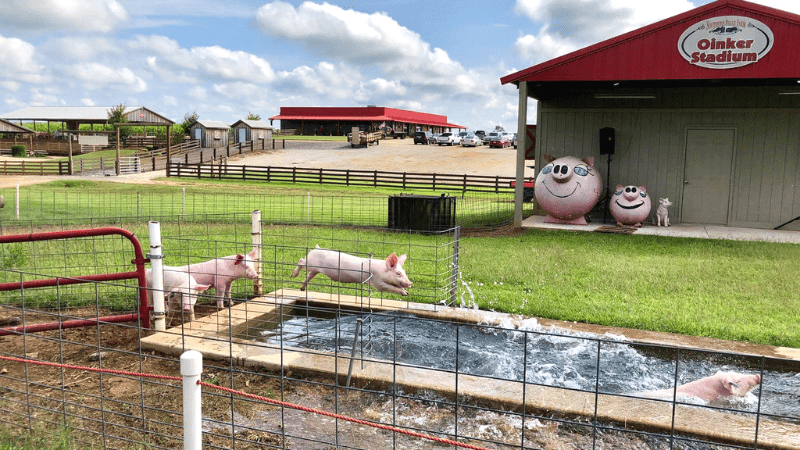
[252,210,263,295]
[181,350,203,450]
[149,221,167,331]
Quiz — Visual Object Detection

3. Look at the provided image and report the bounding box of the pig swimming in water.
[291,245,413,296]
[640,371,761,405]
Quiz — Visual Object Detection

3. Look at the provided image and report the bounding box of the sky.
[2,0,800,132]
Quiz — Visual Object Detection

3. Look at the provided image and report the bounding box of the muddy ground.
[0,306,722,450]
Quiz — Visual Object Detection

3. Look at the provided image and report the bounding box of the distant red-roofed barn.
[503,0,800,230]
[269,106,464,137]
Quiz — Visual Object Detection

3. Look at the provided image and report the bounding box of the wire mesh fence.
[1,278,799,450]
[0,183,530,230]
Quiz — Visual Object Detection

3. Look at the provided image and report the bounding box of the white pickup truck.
[436,132,460,146]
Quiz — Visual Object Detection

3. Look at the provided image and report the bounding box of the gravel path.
[0,139,533,188]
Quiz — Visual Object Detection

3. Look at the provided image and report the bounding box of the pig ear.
[234,254,244,265]
[196,284,211,292]
[247,249,256,257]
[582,157,595,167]
[386,252,399,268]
[397,254,407,266]
[639,186,647,193]
[544,154,556,164]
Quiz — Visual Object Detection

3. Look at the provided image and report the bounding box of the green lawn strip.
[459,230,800,348]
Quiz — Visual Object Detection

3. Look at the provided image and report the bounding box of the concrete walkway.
[521,215,800,244]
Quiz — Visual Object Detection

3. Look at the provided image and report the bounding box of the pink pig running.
[291,245,413,296]
[145,267,210,321]
[179,250,259,308]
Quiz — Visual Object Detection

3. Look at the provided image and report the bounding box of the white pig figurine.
[291,245,413,296]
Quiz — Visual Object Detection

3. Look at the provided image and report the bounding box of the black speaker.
[599,127,615,155]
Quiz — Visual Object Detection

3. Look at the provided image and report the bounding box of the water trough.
[140,289,800,449]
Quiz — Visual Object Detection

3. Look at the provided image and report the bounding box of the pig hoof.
[401,290,408,296]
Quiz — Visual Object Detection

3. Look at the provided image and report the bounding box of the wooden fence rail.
[169,163,517,193]
[0,160,69,175]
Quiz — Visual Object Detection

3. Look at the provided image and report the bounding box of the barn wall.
[536,86,800,228]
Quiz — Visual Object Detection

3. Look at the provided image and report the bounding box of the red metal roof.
[501,0,800,85]
[269,106,464,128]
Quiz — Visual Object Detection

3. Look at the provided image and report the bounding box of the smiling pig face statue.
[610,185,652,227]
[534,155,602,225]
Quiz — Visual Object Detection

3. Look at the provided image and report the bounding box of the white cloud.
[277,62,362,98]
[70,63,147,92]
[81,98,96,106]
[129,35,276,83]
[0,0,128,32]
[514,0,695,63]
[0,35,48,84]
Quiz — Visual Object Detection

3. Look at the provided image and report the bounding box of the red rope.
[0,354,492,450]
[0,355,181,381]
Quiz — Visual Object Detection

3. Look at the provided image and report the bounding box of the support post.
[166,124,172,177]
[252,210,263,295]
[115,126,121,176]
[149,221,167,331]
[514,81,529,228]
[180,351,203,450]
[67,132,74,175]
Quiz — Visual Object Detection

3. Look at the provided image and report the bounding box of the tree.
[107,103,131,141]
[494,125,505,132]
[247,112,261,121]
[181,111,199,133]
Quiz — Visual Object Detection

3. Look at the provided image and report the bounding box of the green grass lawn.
[1,180,798,348]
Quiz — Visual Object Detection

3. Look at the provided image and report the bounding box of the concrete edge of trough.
[140,289,800,449]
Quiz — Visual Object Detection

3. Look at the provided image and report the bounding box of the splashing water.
[252,309,800,420]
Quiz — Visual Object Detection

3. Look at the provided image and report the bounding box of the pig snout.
[550,164,573,183]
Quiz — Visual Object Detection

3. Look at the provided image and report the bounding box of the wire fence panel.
[1,281,798,450]
[0,185,531,231]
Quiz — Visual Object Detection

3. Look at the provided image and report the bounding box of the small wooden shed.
[190,120,230,148]
[230,119,273,144]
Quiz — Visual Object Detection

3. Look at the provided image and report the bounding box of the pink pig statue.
[610,185,651,227]
[534,155,603,225]
[291,245,413,296]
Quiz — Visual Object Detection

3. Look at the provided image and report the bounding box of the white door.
[239,128,247,143]
[681,129,735,224]
[193,128,201,140]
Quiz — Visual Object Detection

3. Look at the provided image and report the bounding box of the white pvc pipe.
[149,221,167,331]
[252,210,263,295]
[180,350,203,450]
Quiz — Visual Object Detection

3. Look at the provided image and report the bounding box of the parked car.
[484,132,501,144]
[488,135,511,148]
[460,134,481,147]
[414,131,433,145]
[512,133,518,148]
[430,133,441,144]
[475,130,486,143]
[437,132,458,146]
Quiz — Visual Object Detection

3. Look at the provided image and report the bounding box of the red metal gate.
[0,227,150,336]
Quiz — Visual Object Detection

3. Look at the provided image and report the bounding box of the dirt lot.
[0,139,534,189]
[0,308,682,450]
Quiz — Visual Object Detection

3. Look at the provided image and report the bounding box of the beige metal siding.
[537,91,800,228]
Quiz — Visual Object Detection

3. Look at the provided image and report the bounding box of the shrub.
[11,145,26,157]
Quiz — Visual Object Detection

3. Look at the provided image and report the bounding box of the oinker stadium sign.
[678,16,773,69]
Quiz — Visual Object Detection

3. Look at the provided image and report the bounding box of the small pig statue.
[146,267,210,322]
[179,250,259,308]
[534,155,603,225]
[291,245,413,296]
[610,185,651,227]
